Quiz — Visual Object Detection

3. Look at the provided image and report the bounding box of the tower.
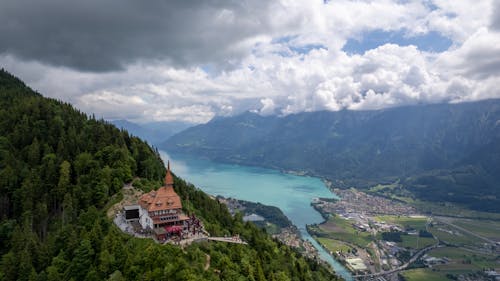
[165,160,174,187]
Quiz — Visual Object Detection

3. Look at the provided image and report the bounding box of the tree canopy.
[0,69,337,281]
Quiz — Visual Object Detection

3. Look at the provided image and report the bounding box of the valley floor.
[308,188,500,281]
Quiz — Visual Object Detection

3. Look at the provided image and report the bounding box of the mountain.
[0,70,336,280]
[110,119,192,145]
[164,101,500,212]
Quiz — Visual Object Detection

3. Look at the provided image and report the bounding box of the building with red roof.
[138,161,189,240]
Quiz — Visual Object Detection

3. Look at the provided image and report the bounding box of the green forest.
[0,69,338,281]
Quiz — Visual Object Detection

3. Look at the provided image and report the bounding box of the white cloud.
[436,28,500,79]
[259,98,276,115]
[1,0,499,124]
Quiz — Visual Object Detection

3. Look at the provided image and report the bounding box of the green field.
[452,219,500,241]
[316,237,352,253]
[369,182,399,192]
[428,247,497,269]
[428,224,480,246]
[401,263,492,281]
[411,200,500,220]
[399,235,436,249]
[310,216,373,248]
[374,215,428,231]
[430,247,471,259]
[400,268,448,281]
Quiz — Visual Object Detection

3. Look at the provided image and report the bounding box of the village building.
[243,213,265,222]
[126,162,190,240]
[345,258,368,273]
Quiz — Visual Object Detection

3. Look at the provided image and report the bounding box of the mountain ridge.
[164,99,500,212]
[0,69,337,281]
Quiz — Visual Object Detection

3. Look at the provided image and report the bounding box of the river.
[160,151,353,281]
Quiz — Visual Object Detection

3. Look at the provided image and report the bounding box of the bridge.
[354,220,441,280]
[353,244,442,279]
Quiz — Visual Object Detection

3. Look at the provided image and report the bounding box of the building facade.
[138,162,189,239]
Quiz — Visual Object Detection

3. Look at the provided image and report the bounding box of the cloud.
[78,91,147,120]
[259,98,276,115]
[0,0,274,72]
[1,0,499,123]
[436,28,500,79]
[490,0,500,30]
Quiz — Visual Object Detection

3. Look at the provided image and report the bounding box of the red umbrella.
[165,225,183,233]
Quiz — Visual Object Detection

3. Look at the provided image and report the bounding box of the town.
[309,188,500,281]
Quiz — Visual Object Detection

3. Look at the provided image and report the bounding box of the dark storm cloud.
[492,0,500,30]
[0,0,272,71]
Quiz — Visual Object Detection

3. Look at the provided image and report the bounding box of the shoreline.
[306,199,361,277]
[217,195,324,262]
[162,150,354,280]
[217,187,353,278]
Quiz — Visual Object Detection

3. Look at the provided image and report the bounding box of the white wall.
[139,206,153,229]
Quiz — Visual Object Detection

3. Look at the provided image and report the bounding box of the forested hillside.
[0,70,337,281]
[165,102,500,212]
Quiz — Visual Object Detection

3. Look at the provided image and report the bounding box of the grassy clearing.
[316,237,352,253]
[430,247,471,258]
[398,235,435,249]
[369,182,399,192]
[428,223,480,246]
[401,263,491,281]
[428,247,497,270]
[374,215,428,231]
[410,200,500,220]
[451,219,500,241]
[400,268,448,281]
[311,216,373,248]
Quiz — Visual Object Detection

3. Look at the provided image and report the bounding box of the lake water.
[160,151,353,281]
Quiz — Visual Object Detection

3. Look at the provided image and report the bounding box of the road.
[434,216,497,246]
[353,243,442,279]
[354,220,440,280]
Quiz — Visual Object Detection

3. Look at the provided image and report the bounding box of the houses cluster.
[345,257,368,273]
[322,188,417,217]
[218,196,244,216]
[484,270,500,280]
[243,213,265,222]
[421,254,449,267]
[370,220,404,233]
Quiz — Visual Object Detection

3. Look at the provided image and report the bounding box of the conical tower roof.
[165,161,174,186]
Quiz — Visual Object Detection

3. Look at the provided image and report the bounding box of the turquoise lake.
[160,151,353,281]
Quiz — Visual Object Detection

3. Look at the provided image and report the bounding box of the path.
[177,233,209,246]
[204,254,211,271]
[207,237,248,244]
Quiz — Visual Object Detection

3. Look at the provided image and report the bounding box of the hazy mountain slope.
[164,101,500,212]
[405,137,500,212]
[110,119,192,145]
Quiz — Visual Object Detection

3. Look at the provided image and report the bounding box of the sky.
[1,0,499,124]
